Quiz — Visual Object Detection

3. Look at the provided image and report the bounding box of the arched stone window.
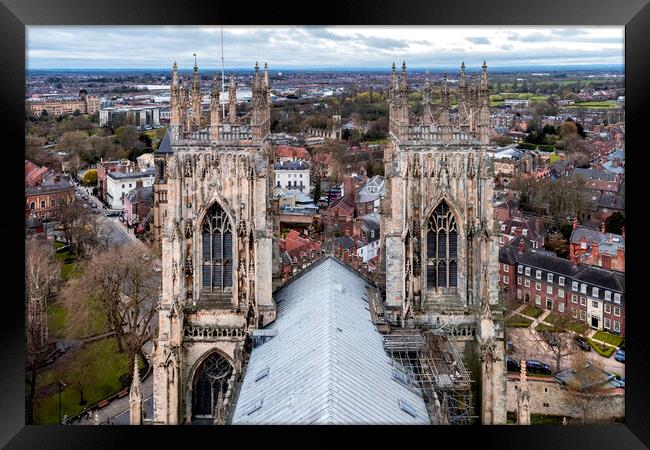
[426,201,458,289]
[192,352,233,419]
[201,202,233,291]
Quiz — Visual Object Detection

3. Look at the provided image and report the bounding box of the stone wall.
[506,375,624,421]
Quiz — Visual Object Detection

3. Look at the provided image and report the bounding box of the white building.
[99,106,161,130]
[106,168,155,209]
[273,160,310,194]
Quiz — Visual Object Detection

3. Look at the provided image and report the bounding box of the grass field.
[53,241,78,280]
[47,303,68,340]
[34,338,134,424]
[592,330,624,347]
[540,312,589,335]
[566,100,618,109]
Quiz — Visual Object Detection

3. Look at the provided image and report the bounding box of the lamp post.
[58,380,67,424]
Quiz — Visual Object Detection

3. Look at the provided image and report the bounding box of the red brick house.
[570,225,624,272]
[499,243,625,336]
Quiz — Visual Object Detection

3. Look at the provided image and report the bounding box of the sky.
[26,26,624,70]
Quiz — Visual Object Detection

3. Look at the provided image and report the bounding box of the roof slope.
[232,257,429,425]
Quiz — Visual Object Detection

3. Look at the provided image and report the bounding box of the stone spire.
[263,62,270,91]
[421,74,433,125]
[389,62,398,101]
[210,74,221,141]
[170,61,180,129]
[228,74,237,123]
[129,356,142,425]
[440,72,450,126]
[400,61,408,93]
[517,359,531,425]
[191,57,201,130]
[180,79,191,133]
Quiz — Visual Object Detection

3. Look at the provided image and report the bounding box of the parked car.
[106,211,120,217]
[614,349,625,363]
[91,203,98,208]
[611,378,625,388]
[542,331,558,347]
[506,356,520,372]
[575,336,591,352]
[526,359,552,375]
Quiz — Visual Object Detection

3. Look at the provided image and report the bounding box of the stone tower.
[152,61,276,424]
[381,61,507,424]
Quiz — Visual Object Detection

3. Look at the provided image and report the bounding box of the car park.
[526,359,552,375]
[574,336,591,352]
[614,349,625,363]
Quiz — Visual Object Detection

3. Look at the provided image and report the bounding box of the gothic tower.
[153,61,276,424]
[381,61,507,424]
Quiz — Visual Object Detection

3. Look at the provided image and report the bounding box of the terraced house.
[499,243,625,336]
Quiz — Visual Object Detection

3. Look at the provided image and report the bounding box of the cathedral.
[149,60,506,425]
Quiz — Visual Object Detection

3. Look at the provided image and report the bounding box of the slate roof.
[232,257,430,424]
[274,160,310,170]
[571,168,616,182]
[155,129,172,154]
[570,226,624,257]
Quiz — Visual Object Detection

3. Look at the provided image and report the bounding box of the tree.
[55,347,96,407]
[25,239,60,424]
[563,351,608,423]
[25,135,46,161]
[312,177,322,203]
[604,212,624,235]
[56,199,100,257]
[83,169,97,186]
[365,160,374,177]
[115,125,141,150]
[61,245,159,367]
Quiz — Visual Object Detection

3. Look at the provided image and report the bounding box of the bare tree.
[25,238,60,424]
[56,199,100,257]
[563,351,607,423]
[529,313,585,374]
[61,245,159,366]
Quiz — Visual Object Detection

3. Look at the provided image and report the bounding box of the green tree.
[83,169,98,186]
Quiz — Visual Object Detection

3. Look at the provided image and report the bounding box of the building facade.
[499,243,625,336]
[380,62,507,424]
[106,169,155,209]
[27,89,100,116]
[152,61,277,424]
[273,160,310,194]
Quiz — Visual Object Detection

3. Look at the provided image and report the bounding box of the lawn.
[506,315,533,328]
[34,338,134,424]
[47,303,68,340]
[566,100,618,109]
[541,312,589,335]
[592,330,624,347]
[521,305,543,319]
[53,241,78,280]
[588,338,616,358]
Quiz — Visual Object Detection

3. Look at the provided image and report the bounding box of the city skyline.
[27,26,624,70]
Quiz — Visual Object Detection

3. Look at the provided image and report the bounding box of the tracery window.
[426,201,458,289]
[201,202,233,291]
[192,352,233,418]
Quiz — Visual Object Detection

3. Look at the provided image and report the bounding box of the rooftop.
[232,257,429,424]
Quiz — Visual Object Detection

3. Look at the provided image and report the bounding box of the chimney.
[572,218,578,230]
[518,239,525,254]
[592,242,599,258]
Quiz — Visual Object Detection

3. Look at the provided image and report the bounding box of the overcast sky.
[26,26,624,70]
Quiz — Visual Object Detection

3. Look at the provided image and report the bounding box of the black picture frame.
[4,0,649,448]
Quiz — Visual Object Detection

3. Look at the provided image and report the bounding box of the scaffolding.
[383,329,475,425]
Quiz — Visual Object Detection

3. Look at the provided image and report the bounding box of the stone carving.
[184,154,193,178]
[184,218,193,239]
[195,153,206,179]
[185,254,193,277]
[167,154,179,179]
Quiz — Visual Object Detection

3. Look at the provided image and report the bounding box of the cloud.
[466,37,491,45]
[26,26,623,69]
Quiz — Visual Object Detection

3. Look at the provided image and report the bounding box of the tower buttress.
[228,75,237,123]
[191,59,201,130]
[170,61,180,131]
[129,356,143,425]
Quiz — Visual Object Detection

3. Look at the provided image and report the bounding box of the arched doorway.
[192,352,233,421]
